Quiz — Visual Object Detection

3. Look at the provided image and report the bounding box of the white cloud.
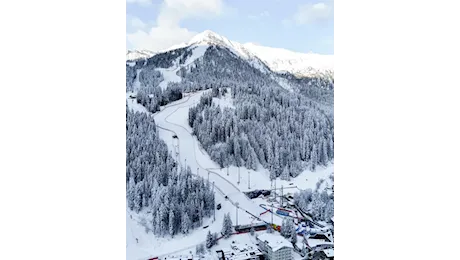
[127,26,197,51]
[285,1,333,25]
[127,0,224,51]
[126,0,152,6]
[248,11,270,20]
[130,17,147,30]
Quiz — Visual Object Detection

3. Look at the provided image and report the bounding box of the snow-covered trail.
[127,92,266,260]
[153,91,266,221]
[156,45,208,90]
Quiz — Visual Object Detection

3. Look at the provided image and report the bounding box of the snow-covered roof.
[257,233,293,252]
[218,245,263,260]
[231,250,263,260]
[323,248,334,257]
[164,256,197,260]
[307,238,334,248]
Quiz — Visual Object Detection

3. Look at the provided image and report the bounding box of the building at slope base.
[256,233,293,260]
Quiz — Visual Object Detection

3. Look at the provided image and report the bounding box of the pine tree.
[222,213,233,238]
[282,219,294,238]
[328,137,334,160]
[154,212,160,235]
[322,138,328,165]
[324,199,334,223]
[142,192,148,208]
[269,168,276,180]
[212,232,218,246]
[196,244,204,255]
[291,225,298,244]
[159,203,167,236]
[169,209,175,236]
[310,144,317,171]
[134,182,142,213]
[311,192,324,221]
[128,176,135,211]
[281,218,288,237]
[281,165,290,181]
[206,230,213,248]
[181,212,190,234]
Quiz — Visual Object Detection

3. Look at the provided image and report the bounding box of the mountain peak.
[189,30,231,46]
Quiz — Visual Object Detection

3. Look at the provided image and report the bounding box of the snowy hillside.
[243,42,334,77]
[126,50,156,61]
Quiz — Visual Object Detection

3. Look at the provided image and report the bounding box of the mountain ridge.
[126,30,333,77]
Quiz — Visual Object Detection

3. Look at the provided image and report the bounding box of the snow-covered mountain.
[126,49,156,61]
[242,42,334,77]
[126,30,334,260]
[127,30,333,77]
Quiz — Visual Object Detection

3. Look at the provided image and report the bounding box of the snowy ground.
[126,196,234,260]
[157,45,208,90]
[152,230,304,260]
[212,88,235,109]
[157,67,181,90]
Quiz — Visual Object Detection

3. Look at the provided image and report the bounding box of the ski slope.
[157,45,208,90]
[126,92,268,260]
[153,91,267,220]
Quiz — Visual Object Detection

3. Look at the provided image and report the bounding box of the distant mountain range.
[126,30,333,78]
[126,49,156,61]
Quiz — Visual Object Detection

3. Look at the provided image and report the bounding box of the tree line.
[126,108,215,237]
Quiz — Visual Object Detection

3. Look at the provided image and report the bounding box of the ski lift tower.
[213,181,216,222]
[235,202,239,226]
[248,171,250,190]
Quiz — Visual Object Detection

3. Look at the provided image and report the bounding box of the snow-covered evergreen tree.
[310,144,317,171]
[310,192,323,220]
[181,212,190,234]
[212,232,218,246]
[281,166,290,181]
[291,228,297,244]
[196,243,205,256]
[134,181,142,213]
[221,213,233,238]
[169,209,175,237]
[324,199,334,223]
[206,230,213,248]
[281,219,295,238]
[127,176,135,210]
[281,218,288,237]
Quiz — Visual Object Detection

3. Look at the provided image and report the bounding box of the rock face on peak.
[189,30,225,45]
